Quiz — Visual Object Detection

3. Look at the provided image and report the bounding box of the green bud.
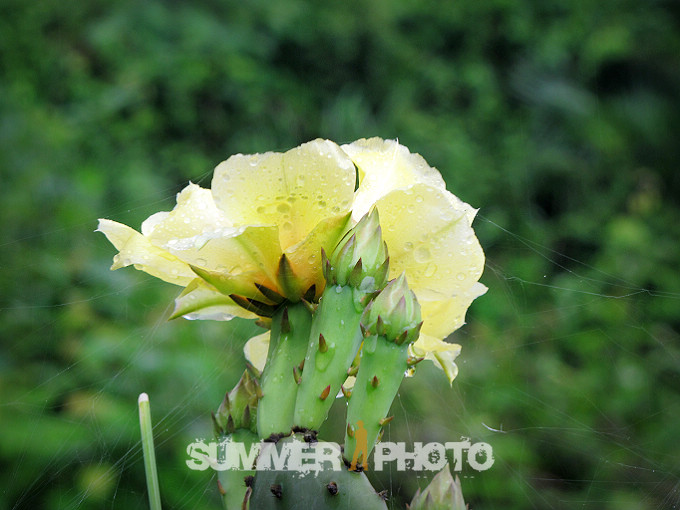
[362,272,422,345]
[214,369,261,434]
[409,464,466,510]
[327,208,389,292]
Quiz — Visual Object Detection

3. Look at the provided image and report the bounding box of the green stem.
[344,335,408,465]
[138,393,162,510]
[293,285,365,430]
[218,429,258,510]
[257,303,312,438]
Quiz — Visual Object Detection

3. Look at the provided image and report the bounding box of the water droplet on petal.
[424,263,437,277]
[414,246,430,263]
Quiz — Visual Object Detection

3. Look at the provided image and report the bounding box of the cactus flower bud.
[409,463,466,510]
[326,208,389,292]
[362,273,422,345]
[214,369,261,435]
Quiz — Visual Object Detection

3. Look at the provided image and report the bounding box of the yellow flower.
[244,138,486,385]
[97,139,355,320]
[98,137,485,383]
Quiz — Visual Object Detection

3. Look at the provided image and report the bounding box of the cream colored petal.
[185,225,283,292]
[212,139,356,249]
[284,212,352,298]
[244,331,271,373]
[410,333,462,385]
[376,184,485,298]
[170,278,256,320]
[96,219,194,285]
[419,282,488,339]
[141,182,245,269]
[142,183,232,240]
[211,139,356,250]
[342,138,446,220]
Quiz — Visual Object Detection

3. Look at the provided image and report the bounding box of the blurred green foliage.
[1,0,679,508]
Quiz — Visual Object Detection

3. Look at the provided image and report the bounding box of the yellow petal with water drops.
[170,278,256,321]
[211,139,356,250]
[342,138,446,220]
[187,225,283,293]
[375,183,485,298]
[284,212,352,298]
[96,219,195,285]
[244,331,271,374]
[142,182,232,243]
[410,333,462,385]
[418,282,488,339]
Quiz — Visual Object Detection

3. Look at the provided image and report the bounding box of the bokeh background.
[2,0,679,508]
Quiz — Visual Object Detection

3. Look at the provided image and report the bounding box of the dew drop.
[414,246,430,263]
[195,258,207,267]
[277,203,291,214]
[424,263,437,277]
[403,241,414,251]
[456,272,466,281]
[282,222,293,231]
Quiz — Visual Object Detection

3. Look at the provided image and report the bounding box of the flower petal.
[419,282,488,339]
[142,182,232,241]
[244,331,271,373]
[170,278,256,320]
[410,333,462,385]
[375,184,485,298]
[211,139,356,250]
[96,219,194,285]
[284,212,352,298]
[195,225,283,292]
[342,138,447,220]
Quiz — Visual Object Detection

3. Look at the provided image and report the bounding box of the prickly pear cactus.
[246,435,388,510]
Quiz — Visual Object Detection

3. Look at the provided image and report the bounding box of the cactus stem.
[379,416,394,426]
[318,333,328,353]
[319,385,331,401]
